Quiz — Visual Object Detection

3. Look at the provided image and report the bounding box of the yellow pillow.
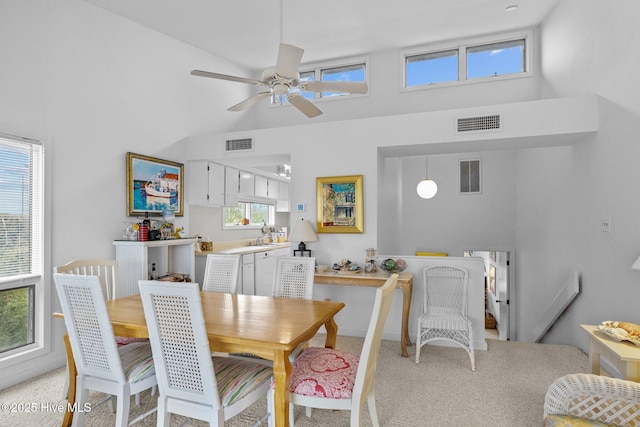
[544,414,615,427]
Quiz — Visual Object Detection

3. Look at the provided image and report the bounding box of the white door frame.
[460,247,516,341]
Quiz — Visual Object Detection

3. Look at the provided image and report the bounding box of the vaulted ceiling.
[82,0,561,71]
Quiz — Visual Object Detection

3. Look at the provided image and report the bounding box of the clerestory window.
[404,31,531,90]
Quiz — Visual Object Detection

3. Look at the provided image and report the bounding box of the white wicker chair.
[267,274,397,427]
[272,256,316,299]
[544,373,640,426]
[415,265,475,371]
[138,280,273,426]
[202,254,241,293]
[53,273,157,427]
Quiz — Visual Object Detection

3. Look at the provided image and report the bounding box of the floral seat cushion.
[271,346,360,399]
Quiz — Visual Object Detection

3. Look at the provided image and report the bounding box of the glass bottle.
[364,248,377,273]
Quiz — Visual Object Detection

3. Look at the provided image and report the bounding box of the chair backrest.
[53,273,126,384]
[202,254,241,293]
[422,265,469,316]
[54,259,119,300]
[353,274,397,402]
[138,280,221,407]
[272,256,316,299]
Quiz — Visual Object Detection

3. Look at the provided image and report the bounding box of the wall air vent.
[456,114,501,133]
[225,138,253,152]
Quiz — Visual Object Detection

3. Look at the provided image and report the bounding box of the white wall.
[522,0,640,352]
[0,0,255,387]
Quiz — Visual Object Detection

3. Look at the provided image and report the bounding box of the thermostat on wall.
[296,203,306,213]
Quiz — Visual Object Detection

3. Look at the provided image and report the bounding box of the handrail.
[530,270,580,343]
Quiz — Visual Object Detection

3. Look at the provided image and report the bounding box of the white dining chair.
[138,280,273,426]
[415,265,476,371]
[272,256,316,299]
[202,253,241,293]
[54,258,151,408]
[53,273,157,427]
[267,274,397,426]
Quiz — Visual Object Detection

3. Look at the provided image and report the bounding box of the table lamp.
[289,219,318,256]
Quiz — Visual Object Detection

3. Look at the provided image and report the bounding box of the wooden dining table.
[55,292,345,427]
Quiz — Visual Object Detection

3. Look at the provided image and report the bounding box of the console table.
[314,270,413,357]
[581,324,640,381]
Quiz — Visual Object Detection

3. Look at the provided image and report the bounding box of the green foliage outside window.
[0,286,33,353]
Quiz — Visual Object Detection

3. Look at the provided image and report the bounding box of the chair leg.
[267,388,274,427]
[415,333,421,363]
[157,396,171,427]
[114,386,130,427]
[367,388,380,427]
[71,380,88,427]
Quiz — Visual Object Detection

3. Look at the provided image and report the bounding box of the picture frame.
[126,152,184,217]
[316,175,363,233]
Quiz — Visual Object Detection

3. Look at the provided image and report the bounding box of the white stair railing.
[530,270,580,343]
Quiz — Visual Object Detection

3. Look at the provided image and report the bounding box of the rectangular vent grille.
[225,138,253,152]
[457,115,501,133]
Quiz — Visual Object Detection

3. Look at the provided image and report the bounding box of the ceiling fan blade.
[300,80,369,94]
[228,92,272,112]
[286,94,323,118]
[276,43,304,79]
[191,70,265,86]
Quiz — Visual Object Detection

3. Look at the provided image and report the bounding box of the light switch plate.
[602,217,611,232]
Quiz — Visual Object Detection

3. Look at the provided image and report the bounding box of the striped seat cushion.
[119,341,155,384]
[212,356,273,407]
[116,336,148,347]
[271,347,359,399]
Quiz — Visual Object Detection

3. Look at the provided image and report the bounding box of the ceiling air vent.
[225,138,253,152]
[456,114,501,133]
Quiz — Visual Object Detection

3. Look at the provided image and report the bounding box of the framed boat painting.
[126,152,184,216]
[316,175,364,233]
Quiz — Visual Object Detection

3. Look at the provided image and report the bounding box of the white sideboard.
[113,238,197,297]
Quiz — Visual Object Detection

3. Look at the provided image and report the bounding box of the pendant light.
[416,155,438,199]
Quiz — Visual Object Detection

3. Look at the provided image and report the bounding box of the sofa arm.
[544,373,640,426]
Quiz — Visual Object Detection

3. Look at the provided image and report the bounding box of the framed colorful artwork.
[126,152,184,216]
[316,175,363,233]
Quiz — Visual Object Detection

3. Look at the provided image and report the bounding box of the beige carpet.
[0,335,589,427]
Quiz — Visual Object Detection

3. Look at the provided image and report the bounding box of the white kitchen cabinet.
[113,238,197,297]
[254,247,291,296]
[239,170,254,196]
[276,181,290,212]
[240,253,255,295]
[225,166,239,206]
[267,178,279,200]
[188,161,238,207]
[254,175,268,198]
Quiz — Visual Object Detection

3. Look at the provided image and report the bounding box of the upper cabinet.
[188,161,238,207]
[276,181,290,212]
[254,175,268,198]
[188,161,289,210]
[239,170,254,196]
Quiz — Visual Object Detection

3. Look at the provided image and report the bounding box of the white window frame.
[401,29,533,92]
[271,55,369,108]
[222,200,276,230]
[0,133,51,370]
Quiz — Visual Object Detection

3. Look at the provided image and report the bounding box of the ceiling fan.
[190,43,368,118]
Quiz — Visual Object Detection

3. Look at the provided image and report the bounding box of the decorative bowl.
[380,258,407,274]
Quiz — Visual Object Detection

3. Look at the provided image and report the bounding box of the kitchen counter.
[195,242,291,256]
